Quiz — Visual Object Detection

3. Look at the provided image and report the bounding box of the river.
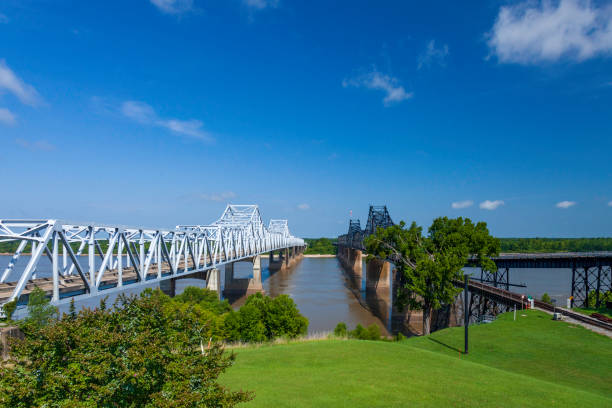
[1,255,574,333]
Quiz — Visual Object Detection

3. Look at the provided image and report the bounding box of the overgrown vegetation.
[499,237,612,253]
[334,322,383,340]
[303,238,336,255]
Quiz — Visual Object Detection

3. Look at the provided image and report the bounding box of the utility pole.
[464,274,469,354]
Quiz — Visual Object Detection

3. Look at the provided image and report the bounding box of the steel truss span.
[0,205,304,308]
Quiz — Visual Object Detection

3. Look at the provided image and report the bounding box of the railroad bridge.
[0,205,305,311]
[337,206,612,332]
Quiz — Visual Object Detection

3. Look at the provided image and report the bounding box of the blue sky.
[1,0,611,237]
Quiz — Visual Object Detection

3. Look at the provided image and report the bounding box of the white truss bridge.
[0,205,304,308]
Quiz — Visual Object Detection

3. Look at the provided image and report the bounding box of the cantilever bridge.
[0,205,305,309]
[338,205,612,311]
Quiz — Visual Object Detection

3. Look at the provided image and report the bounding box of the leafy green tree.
[0,289,252,407]
[333,322,347,337]
[223,293,308,342]
[174,286,231,314]
[20,287,57,332]
[365,217,499,335]
[541,293,552,305]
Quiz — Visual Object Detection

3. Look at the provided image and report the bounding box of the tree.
[365,217,499,335]
[20,287,57,332]
[333,322,347,337]
[541,293,552,305]
[0,289,252,407]
[223,293,308,342]
[68,297,77,320]
[174,286,231,315]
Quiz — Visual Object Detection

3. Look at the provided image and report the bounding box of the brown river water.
[2,255,574,334]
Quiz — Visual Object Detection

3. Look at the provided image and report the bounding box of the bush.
[349,324,382,341]
[334,322,347,337]
[173,286,231,314]
[0,289,252,407]
[586,290,612,307]
[19,287,57,332]
[1,300,17,321]
[540,293,552,305]
[223,293,308,343]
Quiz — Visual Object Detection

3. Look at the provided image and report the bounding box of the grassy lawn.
[573,307,612,320]
[221,310,612,407]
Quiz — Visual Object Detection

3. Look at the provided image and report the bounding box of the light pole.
[464,274,469,354]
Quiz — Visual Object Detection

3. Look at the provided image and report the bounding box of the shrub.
[223,293,308,343]
[1,299,17,321]
[174,286,231,314]
[19,287,57,332]
[540,293,552,305]
[334,322,347,337]
[586,290,612,307]
[0,289,252,407]
[349,324,382,340]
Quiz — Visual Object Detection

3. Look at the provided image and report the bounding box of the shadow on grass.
[427,336,464,354]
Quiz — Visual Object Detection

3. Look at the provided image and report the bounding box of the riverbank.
[221,310,611,407]
[302,254,335,258]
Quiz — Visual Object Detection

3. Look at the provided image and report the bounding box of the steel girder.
[0,205,304,308]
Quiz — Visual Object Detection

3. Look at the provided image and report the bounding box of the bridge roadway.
[0,205,305,309]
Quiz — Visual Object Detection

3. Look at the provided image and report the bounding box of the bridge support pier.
[338,246,362,286]
[206,268,221,298]
[160,278,176,297]
[366,258,390,293]
[269,246,304,272]
[222,256,265,301]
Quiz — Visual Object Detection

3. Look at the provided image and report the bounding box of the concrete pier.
[268,246,305,272]
[222,256,265,300]
[366,257,390,292]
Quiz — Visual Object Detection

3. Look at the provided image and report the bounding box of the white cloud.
[297,203,310,210]
[149,0,193,14]
[418,40,449,69]
[343,69,413,106]
[0,107,16,125]
[556,200,576,208]
[121,100,212,141]
[0,13,8,24]
[487,0,612,64]
[451,200,474,209]
[244,0,279,9]
[197,191,237,202]
[480,200,505,210]
[0,60,42,106]
[15,138,55,151]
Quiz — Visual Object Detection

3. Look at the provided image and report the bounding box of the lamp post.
[464,274,469,354]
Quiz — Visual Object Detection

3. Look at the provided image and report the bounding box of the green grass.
[221,310,612,407]
[573,307,612,320]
